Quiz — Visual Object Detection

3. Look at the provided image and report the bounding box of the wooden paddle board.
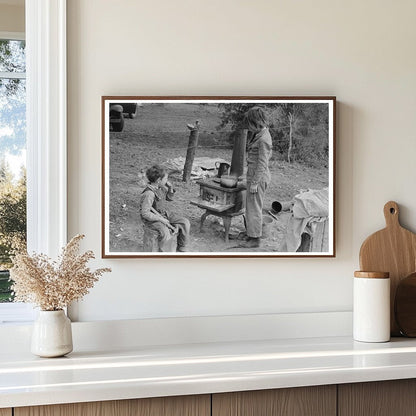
[359,201,416,336]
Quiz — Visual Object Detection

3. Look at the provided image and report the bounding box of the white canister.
[353,271,390,343]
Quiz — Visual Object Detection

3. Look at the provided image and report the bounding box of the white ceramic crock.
[31,310,73,357]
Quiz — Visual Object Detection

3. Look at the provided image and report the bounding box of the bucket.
[262,215,274,238]
[271,201,282,214]
[271,200,293,214]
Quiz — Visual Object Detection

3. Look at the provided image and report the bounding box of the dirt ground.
[108,103,329,253]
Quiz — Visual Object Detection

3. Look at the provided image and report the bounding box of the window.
[0,33,34,323]
[0,35,27,311]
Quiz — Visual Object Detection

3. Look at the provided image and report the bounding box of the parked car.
[109,103,140,132]
[109,104,124,132]
[120,103,140,119]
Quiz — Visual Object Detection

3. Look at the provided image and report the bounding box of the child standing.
[140,165,190,252]
[242,106,273,248]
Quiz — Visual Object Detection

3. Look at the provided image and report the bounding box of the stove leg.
[200,211,210,231]
[223,216,232,243]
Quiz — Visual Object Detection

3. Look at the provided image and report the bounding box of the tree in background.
[218,103,256,131]
[0,160,26,270]
[0,39,25,89]
[217,103,329,167]
[0,39,27,302]
[0,39,26,157]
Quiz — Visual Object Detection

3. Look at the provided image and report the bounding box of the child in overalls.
[140,165,190,252]
[242,106,273,248]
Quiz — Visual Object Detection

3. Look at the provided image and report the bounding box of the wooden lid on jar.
[354,271,390,279]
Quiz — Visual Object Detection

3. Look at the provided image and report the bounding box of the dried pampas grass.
[10,234,111,311]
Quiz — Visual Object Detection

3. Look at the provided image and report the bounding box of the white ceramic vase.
[31,310,73,357]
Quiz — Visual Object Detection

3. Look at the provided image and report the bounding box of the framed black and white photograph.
[102,96,335,258]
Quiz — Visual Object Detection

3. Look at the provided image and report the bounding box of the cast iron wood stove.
[190,132,247,242]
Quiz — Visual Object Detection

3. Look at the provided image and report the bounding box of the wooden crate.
[298,218,329,252]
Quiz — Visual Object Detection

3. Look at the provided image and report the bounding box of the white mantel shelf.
[2,335,416,409]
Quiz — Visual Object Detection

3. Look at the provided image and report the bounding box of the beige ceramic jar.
[31,310,73,357]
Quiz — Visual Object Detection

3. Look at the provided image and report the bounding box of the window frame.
[0,0,67,323]
[26,0,67,257]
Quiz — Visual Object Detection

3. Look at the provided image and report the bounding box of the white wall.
[67,0,416,322]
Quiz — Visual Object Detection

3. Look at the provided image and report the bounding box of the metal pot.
[215,162,230,178]
[220,175,238,188]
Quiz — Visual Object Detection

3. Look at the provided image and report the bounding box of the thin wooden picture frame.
[102,96,336,258]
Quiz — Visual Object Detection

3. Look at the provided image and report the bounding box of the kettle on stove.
[215,162,231,178]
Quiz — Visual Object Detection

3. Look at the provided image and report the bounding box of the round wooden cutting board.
[359,201,416,336]
[395,272,416,337]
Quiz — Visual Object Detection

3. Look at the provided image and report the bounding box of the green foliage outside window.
[0,163,26,302]
[0,38,27,303]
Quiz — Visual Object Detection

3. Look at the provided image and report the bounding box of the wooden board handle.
[384,201,400,228]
